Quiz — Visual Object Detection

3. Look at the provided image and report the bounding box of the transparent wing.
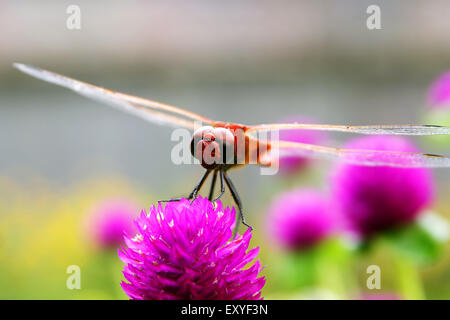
[260,140,450,168]
[247,123,450,136]
[13,63,214,130]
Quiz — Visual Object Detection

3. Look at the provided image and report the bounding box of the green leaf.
[381,216,447,265]
[279,250,318,290]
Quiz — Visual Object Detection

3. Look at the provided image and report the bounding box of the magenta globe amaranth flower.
[266,189,335,250]
[427,70,450,109]
[331,136,434,238]
[119,196,265,300]
[86,198,137,249]
[278,116,327,173]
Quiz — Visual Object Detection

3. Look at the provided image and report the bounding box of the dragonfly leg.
[223,171,253,239]
[189,169,211,204]
[212,169,226,202]
[208,170,218,201]
[158,169,211,204]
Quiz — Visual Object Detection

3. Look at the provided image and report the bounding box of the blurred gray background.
[1,0,449,202]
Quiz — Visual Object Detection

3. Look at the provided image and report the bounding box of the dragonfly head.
[190,126,235,169]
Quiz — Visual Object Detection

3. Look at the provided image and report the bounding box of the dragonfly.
[13,63,450,236]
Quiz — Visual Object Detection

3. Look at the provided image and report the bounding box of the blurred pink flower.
[266,189,335,250]
[427,71,450,109]
[278,116,327,173]
[360,293,401,300]
[86,198,138,249]
[331,136,434,239]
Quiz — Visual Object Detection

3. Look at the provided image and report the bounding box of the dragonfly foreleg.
[158,169,211,204]
[189,169,211,204]
[208,170,218,201]
[212,169,226,202]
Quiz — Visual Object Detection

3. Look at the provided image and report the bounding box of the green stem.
[393,253,425,300]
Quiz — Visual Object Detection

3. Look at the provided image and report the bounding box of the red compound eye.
[203,132,215,142]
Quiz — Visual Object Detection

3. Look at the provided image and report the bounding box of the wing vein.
[13,63,214,130]
[265,140,450,168]
[247,123,450,136]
